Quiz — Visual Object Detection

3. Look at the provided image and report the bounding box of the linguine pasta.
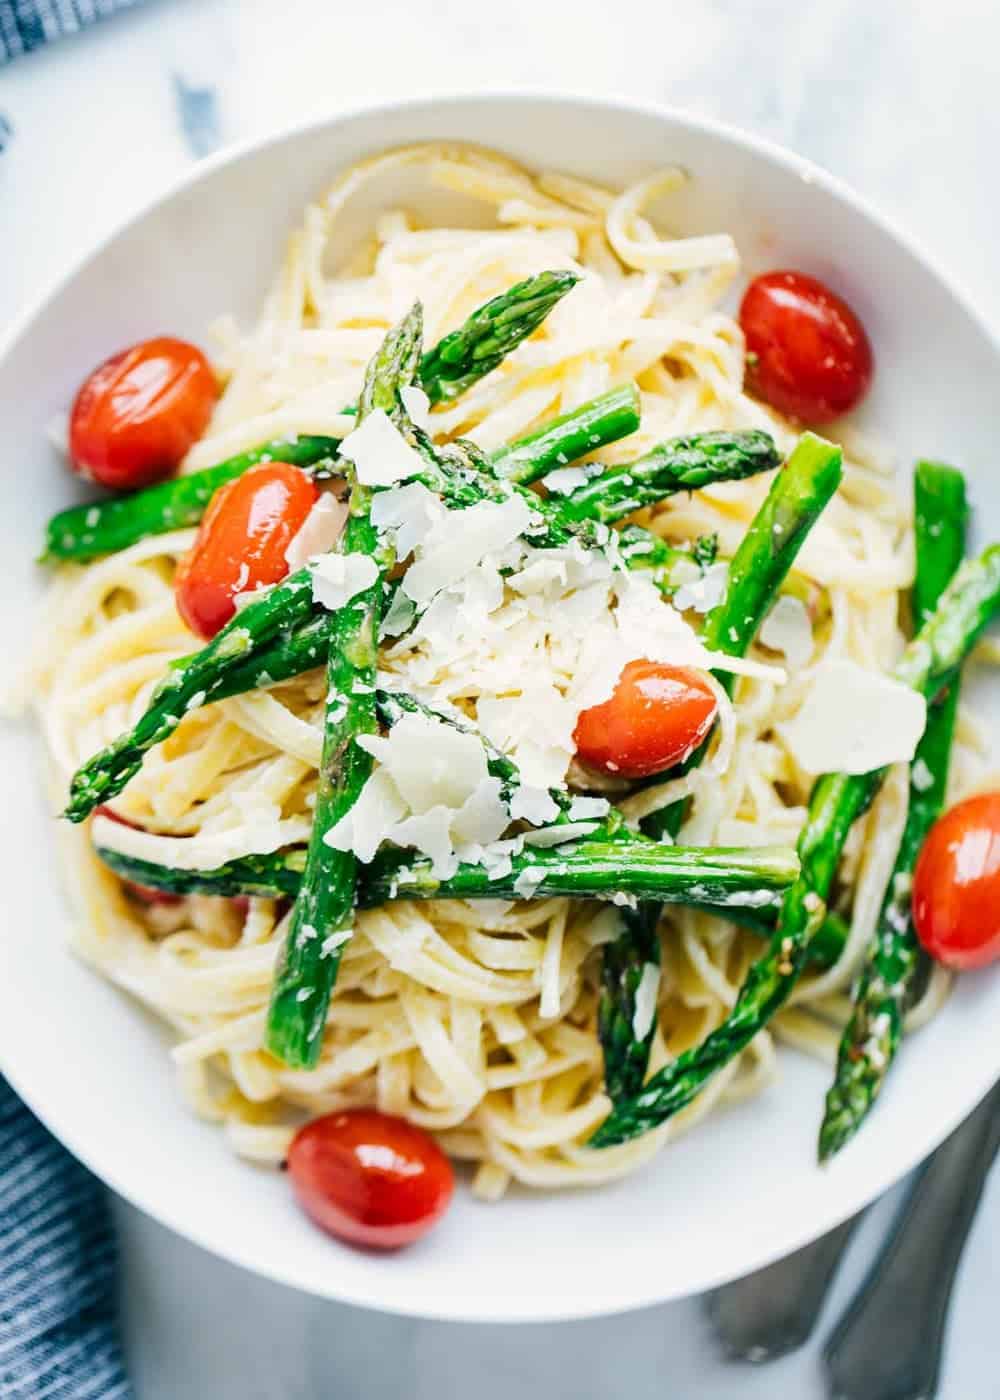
[24,144,996,1197]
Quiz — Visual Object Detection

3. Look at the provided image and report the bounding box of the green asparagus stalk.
[416,270,578,402]
[554,429,780,525]
[265,306,421,1069]
[818,461,968,1161]
[93,837,799,910]
[44,271,582,563]
[591,542,1000,1148]
[93,842,862,967]
[45,436,342,562]
[599,433,843,1101]
[598,903,662,1103]
[490,384,639,483]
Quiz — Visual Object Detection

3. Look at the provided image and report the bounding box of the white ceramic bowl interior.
[1,95,998,1322]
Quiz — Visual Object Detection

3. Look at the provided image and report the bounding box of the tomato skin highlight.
[69,337,218,490]
[912,793,1000,970]
[739,271,873,425]
[174,462,319,639]
[287,1109,454,1250]
[572,660,718,780]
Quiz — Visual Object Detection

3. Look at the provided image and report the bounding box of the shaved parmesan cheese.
[779,659,926,776]
[631,963,661,1041]
[329,713,510,877]
[522,820,599,847]
[450,776,509,846]
[339,408,424,487]
[582,906,626,946]
[361,716,486,812]
[760,595,814,669]
[477,681,577,789]
[508,556,569,596]
[567,795,610,820]
[370,481,443,557]
[508,786,561,825]
[400,384,432,431]
[310,552,379,611]
[673,562,729,614]
[403,494,535,604]
[542,466,590,495]
[324,770,406,863]
[390,807,456,875]
[380,589,417,639]
[284,494,348,571]
[512,865,547,899]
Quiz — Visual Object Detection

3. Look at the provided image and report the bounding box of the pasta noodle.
[24,144,996,1197]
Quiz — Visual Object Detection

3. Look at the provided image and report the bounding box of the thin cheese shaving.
[339,408,425,487]
[284,494,348,571]
[310,552,379,611]
[779,658,927,776]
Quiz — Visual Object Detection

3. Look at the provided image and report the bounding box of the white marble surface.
[3,2,1000,1396]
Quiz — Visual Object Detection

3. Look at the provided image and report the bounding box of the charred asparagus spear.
[265,307,420,1069]
[819,461,968,1160]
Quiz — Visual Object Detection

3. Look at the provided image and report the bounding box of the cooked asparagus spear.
[45,436,342,562]
[93,836,799,910]
[819,461,968,1161]
[490,384,639,483]
[416,270,578,402]
[555,429,780,525]
[599,433,843,1101]
[265,307,421,1069]
[591,542,1000,1148]
[44,271,583,563]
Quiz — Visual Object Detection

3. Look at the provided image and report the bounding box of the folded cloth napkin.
[0,1077,132,1399]
[0,0,142,64]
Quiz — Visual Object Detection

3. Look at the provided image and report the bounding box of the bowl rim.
[3,88,999,1320]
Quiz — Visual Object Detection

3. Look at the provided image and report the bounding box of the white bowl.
[1,94,998,1323]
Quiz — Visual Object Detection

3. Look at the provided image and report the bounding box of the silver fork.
[823,1082,1000,1400]
[705,1082,1000,1390]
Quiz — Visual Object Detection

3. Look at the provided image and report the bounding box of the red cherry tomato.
[573,660,717,780]
[93,806,181,906]
[739,271,873,424]
[287,1109,454,1250]
[174,462,319,639]
[69,337,218,490]
[912,793,1000,969]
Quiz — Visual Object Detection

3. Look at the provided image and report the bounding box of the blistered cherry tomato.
[174,462,318,639]
[573,660,717,780]
[912,793,1000,969]
[69,337,218,490]
[287,1109,454,1250]
[739,271,873,424]
[93,806,181,906]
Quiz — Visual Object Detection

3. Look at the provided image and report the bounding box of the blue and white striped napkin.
[0,0,142,64]
[0,1078,132,1398]
[2,9,144,1386]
